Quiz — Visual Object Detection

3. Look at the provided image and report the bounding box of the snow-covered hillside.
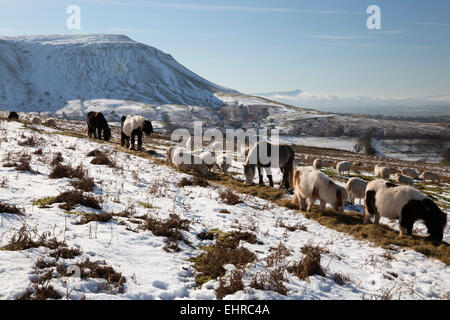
[0,34,236,112]
[0,117,448,300]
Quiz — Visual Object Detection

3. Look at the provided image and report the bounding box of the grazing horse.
[121,115,153,150]
[243,141,295,190]
[86,112,111,142]
[8,111,19,121]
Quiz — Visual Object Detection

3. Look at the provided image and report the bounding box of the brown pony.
[243,141,295,190]
[86,112,111,142]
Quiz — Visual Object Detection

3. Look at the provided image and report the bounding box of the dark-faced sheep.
[121,115,153,150]
[364,179,447,241]
[86,112,111,142]
[292,168,348,212]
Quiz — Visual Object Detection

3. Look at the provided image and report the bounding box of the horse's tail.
[288,148,296,190]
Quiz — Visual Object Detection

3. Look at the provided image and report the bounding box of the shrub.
[0,202,23,215]
[70,177,95,192]
[49,164,86,179]
[141,214,190,252]
[177,176,209,188]
[288,244,326,281]
[50,190,102,210]
[218,190,243,205]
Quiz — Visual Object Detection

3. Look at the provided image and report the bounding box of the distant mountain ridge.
[254,89,450,117]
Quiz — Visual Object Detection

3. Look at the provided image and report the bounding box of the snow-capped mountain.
[0,34,237,112]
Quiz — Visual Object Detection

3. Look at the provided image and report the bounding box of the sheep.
[199,151,217,171]
[166,146,176,164]
[185,137,193,150]
[292,168,348,212]
[216,154,232,174]
[395,173,414,186]
[401,168,419,179]
[32,117,41,125]
[45,118,57,127]
[304,155,314,163]
[172,147,208,176]
[364,179,447,241]
[345,177,367,205]
[374,165,389,179]
[336,161,351,175]
[419,171,440,183]
[313,159,324,170]
[192,149,204,156]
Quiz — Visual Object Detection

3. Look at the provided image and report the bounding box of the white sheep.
[374,165,390,179]
[292,168,348,212]
[313,159,324,170]
[185,137,193,150]
[336,161,351,175]
[401,168,419,179]
[216,153,232,174]
[200,151,217,171]
[32,117,41,125]
[166,146,176,164]
[172,147,208,176]
[419,171,440,183]
[45,118,57,127]
[364,179,447,240]
[345,177,367,205]
[395,173,414,185]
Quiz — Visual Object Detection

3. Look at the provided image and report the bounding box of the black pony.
[8,111,19,121]
[86,112,111,142]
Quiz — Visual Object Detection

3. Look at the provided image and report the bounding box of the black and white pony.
[120,115,153,150]
[364,180,447,241]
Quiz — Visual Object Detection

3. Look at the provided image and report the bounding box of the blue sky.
[1,0,449,97]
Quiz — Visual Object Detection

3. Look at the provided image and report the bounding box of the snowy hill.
[0,34,237,112]
[0,115,448,300]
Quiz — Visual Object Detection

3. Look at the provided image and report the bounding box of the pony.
[292,168,347,212]
[8,111,19,121]
[121,115,153,150]
[364,179,447,241]
[86,112,111,142]
[243,141,295,190]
